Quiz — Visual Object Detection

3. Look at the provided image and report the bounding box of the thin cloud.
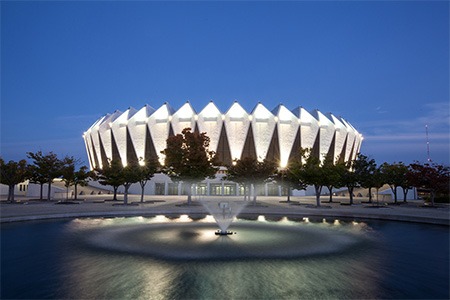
[360,101,449,133]
[418,102,450,127]
[375,106,388,114]
[365,133,449,142]
[358,102,449,164]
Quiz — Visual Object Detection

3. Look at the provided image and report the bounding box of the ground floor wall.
[87,173,306,197]
[1,175,417,201]
[0,182,29,197]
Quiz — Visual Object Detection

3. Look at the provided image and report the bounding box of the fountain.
[1,214,449,299]
[196,195,247,235]
[73,214,372,261]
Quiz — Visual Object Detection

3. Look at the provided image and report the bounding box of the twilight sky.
[1,1,449,166]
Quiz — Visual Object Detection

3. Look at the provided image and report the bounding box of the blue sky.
[1,1,449,166]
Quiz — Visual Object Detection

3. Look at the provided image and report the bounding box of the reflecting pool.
[1,215,449,299]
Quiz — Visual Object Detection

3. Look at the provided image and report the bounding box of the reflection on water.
[71,216,374,260]
[1,215,449,299]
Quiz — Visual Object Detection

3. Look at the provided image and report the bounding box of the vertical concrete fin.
[126,128,139,164]
[111,130,121,163]
[216,124,232,166]
[90,135,100,169]
[241,123,257,160]
[288,127,302,164]
[145,126,158,161]
[266,124,280,163]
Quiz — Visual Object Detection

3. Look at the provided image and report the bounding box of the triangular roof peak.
[175,101,197,115]
[251,102,273,118]
[199,101,222,115]
[271,103,285,115]
[160,102,175,114]
[225,101,248,115]
[250,102,267,114]
[291,106,305,117]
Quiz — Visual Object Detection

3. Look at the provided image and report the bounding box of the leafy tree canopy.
[226,157,277,185]
[96,158,125,200]
[0,158,29,186]
[0,158,29,202]
[161,128,218,182]
[408,162,450,205]
[27,151,63,184]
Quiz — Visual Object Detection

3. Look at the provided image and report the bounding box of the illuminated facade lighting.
[83,101,362,170]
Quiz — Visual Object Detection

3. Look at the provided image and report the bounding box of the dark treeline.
[1,129,449,206]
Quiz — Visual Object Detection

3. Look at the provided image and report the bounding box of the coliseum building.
[83,101,363,196]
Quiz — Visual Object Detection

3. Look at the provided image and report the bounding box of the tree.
[290,148,326,207]
[27,164,47,200]
[73,166,94,200]
[0,158,29,202]
[399,166,413,203]
[380,162,409,204]
[251,159,278,204]
[339,158,360,205]
[96,158,125,201]
[354,154,378,203]
[280,148,309,202]
[303,151,326,207]
[161,128,218,205]
[321,156,344,203]
[371,167,386,205]
[225,157,257,202]
[137,157,160,203]
[121,160,143,205]
[27,151,64,201]
[225,157,277,204]
[408,162,450,206]
[60,156,76,200]
[60,157,94,201]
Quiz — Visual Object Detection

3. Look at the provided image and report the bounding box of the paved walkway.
[1,195,449,225]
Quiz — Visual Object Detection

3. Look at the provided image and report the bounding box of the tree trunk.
[314,184,322,207]
[113,186,118,201]
[430,190,436,206]
[140,187,145,203]
[376,187,380,205]
[123,184,130,205]
[392,186,398,203]
[327,185,333,202]
[47,181,52,201]
[368,187,373,203]
[40,183,44,200]
[348,186,354,205]
[140,181,146,203]
[187,183,192,205]
[402,188,409,202]
[74,184,78,200]
[287,186,291,202]
[252,184,257,205]
[389,185,397,203]
[8,185,15,202]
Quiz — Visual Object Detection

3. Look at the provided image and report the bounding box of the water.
[1,216,449,299]
[196,196,248,233]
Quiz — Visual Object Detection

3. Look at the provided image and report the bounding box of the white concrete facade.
[84,101,363,169]
[83,101,363,196]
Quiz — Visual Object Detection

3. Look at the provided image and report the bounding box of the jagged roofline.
[87,102,359,127]
[84,101,362,169]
